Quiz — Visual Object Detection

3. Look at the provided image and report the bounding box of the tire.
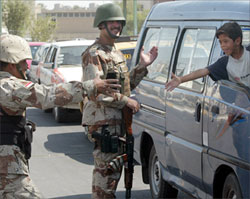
[44,108,52,113]
[54,107,67,123]
[222,173,243,199]
[148,146,178,199]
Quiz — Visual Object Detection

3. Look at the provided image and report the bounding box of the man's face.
[106,21,122,38]
[12,60,28,79]
[218,34,241,56]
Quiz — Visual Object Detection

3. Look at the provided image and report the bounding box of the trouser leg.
[0,174,43,199]
[91,125,123,199]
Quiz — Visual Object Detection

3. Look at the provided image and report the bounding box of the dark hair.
[216,22,242,44]
[0,61,8,71]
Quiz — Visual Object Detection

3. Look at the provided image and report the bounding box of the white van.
[131,1,250,199]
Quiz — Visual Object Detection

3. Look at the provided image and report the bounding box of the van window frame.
[172,26,217,93]
[138,25,180,84]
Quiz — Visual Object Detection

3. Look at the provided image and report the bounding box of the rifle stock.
[123,106,134,199]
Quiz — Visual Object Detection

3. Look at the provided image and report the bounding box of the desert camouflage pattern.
[81,41,148,199]
[0,71,96,198]
[0,34,32,64]
[0,173,42,199]
[81,41,148,126]
[92,125,123,199]
[0,71,96,115]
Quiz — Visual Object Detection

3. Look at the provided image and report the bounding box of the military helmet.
[0,34,32,64]
[93,3,126,27]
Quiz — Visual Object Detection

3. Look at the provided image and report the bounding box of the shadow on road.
[27,108,82,127]
[44,132,94,165]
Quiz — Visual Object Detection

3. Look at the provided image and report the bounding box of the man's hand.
[126,98,140,114]
[165,73,182,92]
[139,46,158,67]
[93,75,121,96]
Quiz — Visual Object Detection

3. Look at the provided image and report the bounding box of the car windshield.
[59,46,88,66]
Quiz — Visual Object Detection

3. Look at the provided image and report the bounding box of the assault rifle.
[122,106,134,199]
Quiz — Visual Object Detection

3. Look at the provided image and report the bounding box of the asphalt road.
[27,107,152,199]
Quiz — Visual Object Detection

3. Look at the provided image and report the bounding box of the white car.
[29,39,95,123]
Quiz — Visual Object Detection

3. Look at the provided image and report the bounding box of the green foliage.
[29,17,56,42]
[116,1,149,36]
[3,0,31,36]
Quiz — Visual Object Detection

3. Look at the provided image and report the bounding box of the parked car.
[27,42,47,69]
[29,39,95,123]
[27,43,51,82]
[32,43,51,65]
[131,1,250,199]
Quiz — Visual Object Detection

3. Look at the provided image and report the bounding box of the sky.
[35,0,113,10]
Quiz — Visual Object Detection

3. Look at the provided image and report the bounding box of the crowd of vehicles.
[28,39,95,123]
[130,1,250,199]
[28,38,137,123]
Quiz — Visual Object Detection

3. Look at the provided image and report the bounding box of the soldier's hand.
[126,98,140,114]
[93,75,121,96]
[139,46,158,67]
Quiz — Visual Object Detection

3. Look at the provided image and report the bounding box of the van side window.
[175,28,215,92]
[143,27,178,83]
[242,26,250,45]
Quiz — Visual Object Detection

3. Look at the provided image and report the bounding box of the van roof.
[149,1,250,21]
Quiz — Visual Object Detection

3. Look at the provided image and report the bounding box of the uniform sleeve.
[82,49,128,109]
[207,56,229,81]
[1,78,96,110]
[129,63,148,90]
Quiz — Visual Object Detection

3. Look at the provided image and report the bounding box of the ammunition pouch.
[106,69,131,96]
[92,125,119,153]
[22,121,35,159]
[120,71,131,96]
[0,108,35,159]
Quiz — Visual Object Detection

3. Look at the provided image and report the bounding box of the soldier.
[0,34,120,198]
[81,3,158,199]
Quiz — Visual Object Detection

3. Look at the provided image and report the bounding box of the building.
[37,0,173,41]
[37,3,99,41]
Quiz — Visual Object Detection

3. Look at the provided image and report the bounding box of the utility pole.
[133,0,137,36]
[123,0,127,35]
[0,0,2,34]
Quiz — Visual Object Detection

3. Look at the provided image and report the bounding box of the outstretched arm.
[139,46,158,67]
[165,68,210,92]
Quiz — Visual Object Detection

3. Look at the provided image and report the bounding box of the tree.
[3,0,31,36]
[116,1,149,36]
[29,17,56,42]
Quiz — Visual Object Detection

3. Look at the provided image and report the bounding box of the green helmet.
[93,3,126,28]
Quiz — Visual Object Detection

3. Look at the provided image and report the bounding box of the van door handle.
[211,105,219,122]
[195,103,201,122]
[211,105,219,114]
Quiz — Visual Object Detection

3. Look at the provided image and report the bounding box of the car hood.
[57,66,82,82]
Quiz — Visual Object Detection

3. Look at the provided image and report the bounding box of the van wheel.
[54,107,67,123]
[222,173,242,199]
[44,108,52,113]
[149,146,178,199]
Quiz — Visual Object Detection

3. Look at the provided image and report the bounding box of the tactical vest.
[106,64,131,97]
[0,108,33,159]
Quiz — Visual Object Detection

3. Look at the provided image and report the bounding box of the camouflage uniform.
[0,71,96,199]
[81,41,148,198]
